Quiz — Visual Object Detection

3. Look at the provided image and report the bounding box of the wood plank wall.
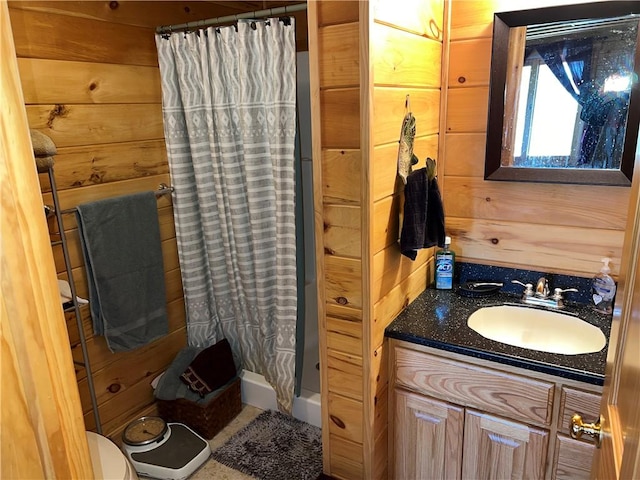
[368,1,444,479]
[311,1,444,478]
[8,1,185,443]
[444,0,630,278]
[312,3,364,477]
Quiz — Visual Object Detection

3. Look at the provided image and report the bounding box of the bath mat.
[211,409,322,480]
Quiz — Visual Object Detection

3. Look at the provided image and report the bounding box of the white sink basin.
[467,305,606,355]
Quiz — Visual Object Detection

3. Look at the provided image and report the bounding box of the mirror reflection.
[485,2,640,186]
[511,17,638,170]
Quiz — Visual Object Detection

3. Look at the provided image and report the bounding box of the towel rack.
[44,183,174,217]
[41,164,103,434]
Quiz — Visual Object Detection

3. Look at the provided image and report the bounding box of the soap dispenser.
[591,257,616,314]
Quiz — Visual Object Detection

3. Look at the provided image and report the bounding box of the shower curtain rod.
[155,3,307,35]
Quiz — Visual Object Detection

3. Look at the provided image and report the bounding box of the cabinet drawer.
[394,347,554,425]
[554,435,594,480]
[558,387,601,436]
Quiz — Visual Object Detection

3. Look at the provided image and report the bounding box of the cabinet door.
[553,435,594,480]
[462,409,548,480]
[394,388,464,480]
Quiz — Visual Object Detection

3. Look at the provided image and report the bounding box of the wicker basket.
[156,376,242,439]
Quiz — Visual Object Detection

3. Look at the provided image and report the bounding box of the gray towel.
[154,346,237,404]
[76,191,169,352]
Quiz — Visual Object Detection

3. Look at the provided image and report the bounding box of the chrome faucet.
[512,279,578,309]
[536,277,550,298]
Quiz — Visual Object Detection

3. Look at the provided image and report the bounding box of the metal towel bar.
[44,183,174,217]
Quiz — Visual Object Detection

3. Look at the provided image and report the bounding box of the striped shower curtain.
[155,19,297,413]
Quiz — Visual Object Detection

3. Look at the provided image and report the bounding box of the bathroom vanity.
[385,288,610,480]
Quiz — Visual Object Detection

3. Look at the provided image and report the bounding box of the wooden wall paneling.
[447,217,624,277]
[8,1,266,28]
[18,58,162,104]
[372,0,444,40]
[26,104,164,148]
[326,303,363,323]
[8,1,309,51]
[372,135,438,203]
[372,194,401,254]
[81,372,155,433]
[1,3,93,476]
[321,148,362,204]
[327,316,363,354]
[449,0,499,41]
[372,22,442,87]
[445,86,489,133]
[373,424,389,480]
[328,392,365,444]
[320,88,361,149]
[318,22,359,88]
[443,132,485,177]
[448,38,491,87]
[308,1,331,473]
[372,247,431,304]
[360,3,375,476]
[38,140,169,192]
[444,177,629,231]
[323,205,362,258]
[327,350,364,402]
[367,2,445,478]
[9,7,158,66]
[317,1,360,26]
[325,256,363,310]
[372,262,429,348]
[329,434,365,480]
[77,329,186,410]
[372,87,441,145]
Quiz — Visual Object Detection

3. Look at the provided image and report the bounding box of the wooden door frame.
[0,2,93,478]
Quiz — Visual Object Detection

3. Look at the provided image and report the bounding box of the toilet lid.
[86,431,130,480]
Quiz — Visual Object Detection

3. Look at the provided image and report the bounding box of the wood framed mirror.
[485,1,640,186]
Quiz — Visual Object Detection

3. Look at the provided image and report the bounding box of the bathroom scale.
[122,416,210,480]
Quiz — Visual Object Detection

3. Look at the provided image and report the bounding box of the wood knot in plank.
[89,168,106,183]
[330,415,345,429]
[47,104,69,129]
[336,296,348,305]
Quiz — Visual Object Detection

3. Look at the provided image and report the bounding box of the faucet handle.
[512,280,534,297]
[552,287,579,300]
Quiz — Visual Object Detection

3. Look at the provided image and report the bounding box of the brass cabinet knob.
[570,413,603,448]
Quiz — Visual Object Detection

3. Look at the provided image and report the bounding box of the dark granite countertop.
[385,287,613,386]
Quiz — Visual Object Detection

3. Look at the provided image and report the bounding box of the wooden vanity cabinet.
[389,340,602,480]
[553,387,603,480]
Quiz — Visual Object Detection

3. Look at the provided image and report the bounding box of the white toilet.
[86,431,139,480]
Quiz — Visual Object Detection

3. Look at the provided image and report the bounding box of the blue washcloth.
[76,191,169,352]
